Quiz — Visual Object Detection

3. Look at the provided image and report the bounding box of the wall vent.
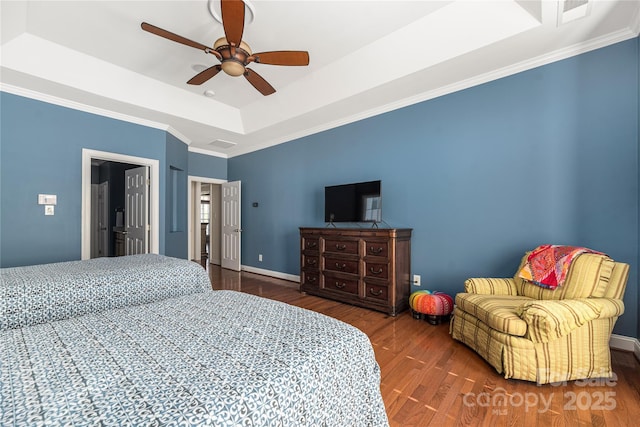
[208,139,237,149]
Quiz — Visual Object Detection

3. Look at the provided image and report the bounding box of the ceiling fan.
[141,0,309,96]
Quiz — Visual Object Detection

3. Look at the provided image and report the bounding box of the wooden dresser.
[299,227,412,316]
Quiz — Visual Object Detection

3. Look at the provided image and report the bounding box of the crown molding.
[188,145,228,159]
[0,83,193,146]
[631,4,640,35]
[227,28,639,158]
[4,26,638,159]
[166,126,191,146]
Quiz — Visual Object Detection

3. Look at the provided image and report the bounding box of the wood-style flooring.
[200,262,640,427]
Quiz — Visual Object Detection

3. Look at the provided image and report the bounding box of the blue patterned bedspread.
[1,290,389,426]
[1,254,211,330]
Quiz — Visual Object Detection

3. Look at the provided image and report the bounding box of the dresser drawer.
[301,271,320,288]
[323,275,359,296]
[302,237,320,251]
[324,257,359,274]
[302,255,319,270]
[364,262,388,279]
[324,239,359,255]
[364,283,389,302]
[365,240,389,258]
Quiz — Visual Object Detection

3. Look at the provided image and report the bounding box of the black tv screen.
[324,180,382,223]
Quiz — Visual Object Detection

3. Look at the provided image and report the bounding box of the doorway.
[188,177,241,270]
[189,177,224,264]
[81,149,160,260]
[90,160,147,258]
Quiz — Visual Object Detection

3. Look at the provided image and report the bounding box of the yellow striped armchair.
[450,253,629,384]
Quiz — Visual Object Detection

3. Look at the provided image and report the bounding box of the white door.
[97,181,109,257]
[90,182,109,258]
[221,180,241,271]
[90,184,99,258]
[125,166,149,255]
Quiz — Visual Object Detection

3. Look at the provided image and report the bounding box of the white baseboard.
[240,265,300,285]
[610,334,640,362]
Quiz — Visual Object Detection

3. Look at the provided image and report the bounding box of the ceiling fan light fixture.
[214,37,252,76]
[221,61,246,77]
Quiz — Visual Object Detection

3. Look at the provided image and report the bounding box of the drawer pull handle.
[369,288,383,296]
[369,246,384,254]
[307,259,317,265]
[335,244,347,250]
[307,242,317,248]
[335,282,346,289]
[308,276,317,283]
[369,267,383,274]
[335,263,347,269]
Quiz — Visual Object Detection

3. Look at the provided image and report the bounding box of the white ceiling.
[1,1,639,157]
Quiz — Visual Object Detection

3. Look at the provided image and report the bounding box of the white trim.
[4,28,638,160]
[610,334,640,360]
[225,28,640,158]
[241,265,300,285]
[631,3,640,35]
[188,145,228,158]
[81,149,160,259]
[187,176,227,261]
[166,127,192,146]
[5,25,638,160]
[1,84,192,146]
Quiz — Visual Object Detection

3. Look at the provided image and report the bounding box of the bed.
[1,255,389,426]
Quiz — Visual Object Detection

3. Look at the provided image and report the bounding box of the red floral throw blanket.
[518,244,605,290]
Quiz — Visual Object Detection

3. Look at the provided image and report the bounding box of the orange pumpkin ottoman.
[409,290,454,325]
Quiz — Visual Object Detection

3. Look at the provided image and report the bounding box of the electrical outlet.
[413,274,421,286]
[258,254,263,262]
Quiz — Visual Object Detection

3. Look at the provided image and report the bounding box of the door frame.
[81,149,160,260]
[187,176,226,261]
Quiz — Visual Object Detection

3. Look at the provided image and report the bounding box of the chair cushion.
[455,293,532,337]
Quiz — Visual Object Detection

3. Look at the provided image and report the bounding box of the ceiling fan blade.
[221,0,245,47]
[244,68,276,96]
[141,22,210,52]
[187,65,222,85]
[252,51,310,66]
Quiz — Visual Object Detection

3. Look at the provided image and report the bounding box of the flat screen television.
[324,180,382,223]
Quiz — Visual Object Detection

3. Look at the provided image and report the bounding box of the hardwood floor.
[201,262,640,427]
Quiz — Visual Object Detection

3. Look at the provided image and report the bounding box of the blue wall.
[0,93,227,267]
[188,151,228,179]
[229,37,639,338]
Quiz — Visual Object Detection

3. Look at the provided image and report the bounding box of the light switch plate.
[38,194,57,205]
[45,205,54,215]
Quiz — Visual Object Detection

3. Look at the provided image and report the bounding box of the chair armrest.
[592,298,625,318]
[464,278,519,295]
[517,298,624,343]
